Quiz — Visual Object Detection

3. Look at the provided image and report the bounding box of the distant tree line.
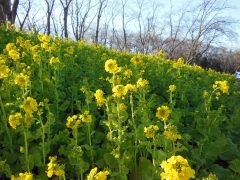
[0,0,239,73]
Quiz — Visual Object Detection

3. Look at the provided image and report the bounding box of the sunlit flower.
[80,111,92,123]
[112,85,127,97]
[0,64,10,79]
[46,156,64,178]
[8,113,22,129]
[144,125,159,138]
[38,34,51,43]
[123,69,133,78]
[8,50,20,61]
[66,47,73,54]
[125,84,136,93]
[212,80,229,94]
[105,59,120,74]
[158,50,166,58]
[163,123,181,141]
[50,57,60,65]
[136,78,149,88]
[11,171,33,180]
[15,73,29,88]
[94,89,105,107]
[66,115,81,129]
[130,55,142,65]
[160,155,195,180]
[202,173,218,180]
[23,97,38,115]
[156,106,171,121]
[168,85,176,93]
[87,167,110,180]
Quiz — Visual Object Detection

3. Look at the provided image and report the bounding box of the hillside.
[0,27,240,179]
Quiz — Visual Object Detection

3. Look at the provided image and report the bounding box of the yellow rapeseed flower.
[46,156,64,178]
[80,111,92,123]
[50,57,60,65]
[94,89,105,107]
[23,97,38,115]
[15,73,29,88]
[144,125,159,138]
[87,167,109,180]
[212,80,229,94]
[105,59,120,74]
[130,55,142,65]
[95,170,110,180]
[112,85,127,97]
[38,34,51,43]
[66,115,81,129]
[125,84,136,93]
[8,113,22,129]
[136,78,149,88]
[123,69,133,78]
[163,123,181,142]
[11,172,33,180]
[156,106,171,121]
[8,50,20,61]
[160,155,195,180]
[169,85,176,93]
[0,64,10,79]
[158,50,166,58]
[202,173,218,180]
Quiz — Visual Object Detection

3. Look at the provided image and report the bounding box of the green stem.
[23,126,29,171]
[39,116,46,165]
[153,138,156,167]
[54,69,59,121]
[74,128,78,145]
[87,124,93,163]
[130,94,137,170]
[116,100,122,175]
[0,95,13,152]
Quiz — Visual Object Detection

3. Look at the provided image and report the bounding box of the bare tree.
[184,0,236,63]
[71,0,96,40]
[44,0,55,35]
[95,0,108,43]
[0,0,19,24]
[17,0,32,30]
[60,0,73,38]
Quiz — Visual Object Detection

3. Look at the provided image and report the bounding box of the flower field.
[0,26,240,180]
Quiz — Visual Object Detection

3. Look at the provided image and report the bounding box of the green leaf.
[229,159,240,174]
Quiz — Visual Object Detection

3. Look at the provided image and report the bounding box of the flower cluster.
[169,85,176,93]
[6,43,20,61]
[15,73,29,88]
[94,89,105,107]
[163,123,181,142]
[130,55,142,65]
[160,155,195,180]
[80,111,92,123]
[66,115,81,129]
[0,58,10,79]
[87,167,110,180]
[8,113,22,129]
[11,172,33,180]
[46,156,65,178]
[212,80,229,95]
[105,59,120,74]
[23,97,38,115]
[144,125,159,138]
[49,57,60,65]
[112,85,127,97]
[136,78,149,88]
[202,173,218,180]
[156,105,171,121]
